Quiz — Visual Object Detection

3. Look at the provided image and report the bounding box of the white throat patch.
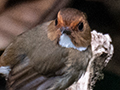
[59,34,87,51]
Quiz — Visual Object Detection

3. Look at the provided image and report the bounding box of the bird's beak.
[60,27,71,35]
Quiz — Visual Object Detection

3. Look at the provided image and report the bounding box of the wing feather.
[4,21,69,90]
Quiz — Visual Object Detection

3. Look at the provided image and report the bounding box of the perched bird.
[0,8,92,90]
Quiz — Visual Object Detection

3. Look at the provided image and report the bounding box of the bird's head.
[48,8,91,51]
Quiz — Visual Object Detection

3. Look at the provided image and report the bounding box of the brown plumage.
[0,8,92,90]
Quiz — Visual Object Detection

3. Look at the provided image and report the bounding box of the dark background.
[72,0,120,90]
[0,0,120,90]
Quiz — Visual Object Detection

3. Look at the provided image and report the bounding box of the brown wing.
[7,48,68,90]
[0,21,69,90]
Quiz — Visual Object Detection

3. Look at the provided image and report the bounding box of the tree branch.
[67,30,114,90]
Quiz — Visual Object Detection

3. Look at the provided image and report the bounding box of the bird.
[0,8,92,90]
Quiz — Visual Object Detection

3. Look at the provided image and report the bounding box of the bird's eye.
[55,18,58,26]
[78,22,83,31]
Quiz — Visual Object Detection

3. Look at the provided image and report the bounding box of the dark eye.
[55,18,58,26]
[78,22,83,31]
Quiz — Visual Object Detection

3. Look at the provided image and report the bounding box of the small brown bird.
[0,8,92,90]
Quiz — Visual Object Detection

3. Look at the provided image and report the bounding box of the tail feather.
[6,65,58,90]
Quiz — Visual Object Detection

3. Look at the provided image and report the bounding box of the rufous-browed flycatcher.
[0,8,92,90]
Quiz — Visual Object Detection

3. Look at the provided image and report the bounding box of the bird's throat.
[59,34,87,51]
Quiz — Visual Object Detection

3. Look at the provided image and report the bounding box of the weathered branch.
[67,30,114,90]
